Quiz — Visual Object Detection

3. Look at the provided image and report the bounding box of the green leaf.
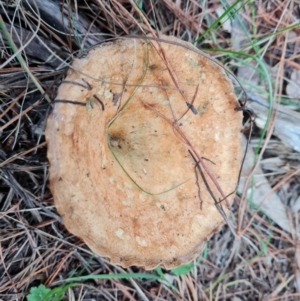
[170,263,194,276]
[27,284,51,301]
[154,267,165,278]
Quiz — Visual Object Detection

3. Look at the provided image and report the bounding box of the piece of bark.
[0,22,69,68]
[22,0,104,48]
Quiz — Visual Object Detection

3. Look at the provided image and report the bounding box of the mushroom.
[46,36,243,269]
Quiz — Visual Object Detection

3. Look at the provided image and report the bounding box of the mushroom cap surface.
[46,36,243,269]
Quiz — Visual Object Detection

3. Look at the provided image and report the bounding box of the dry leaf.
[286,69,300,99]
[238,137,299,235]
[292,196,300,212]
[246,93,300,152]
[216,7,232,32]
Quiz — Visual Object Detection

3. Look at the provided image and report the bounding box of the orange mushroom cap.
[46,36,243,269]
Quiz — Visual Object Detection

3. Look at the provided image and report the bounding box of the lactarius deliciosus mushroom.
[46,36,243,270]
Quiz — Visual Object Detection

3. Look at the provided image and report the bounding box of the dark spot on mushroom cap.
[149,64,157,71]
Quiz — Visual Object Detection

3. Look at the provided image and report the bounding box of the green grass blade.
[194,0,251,44]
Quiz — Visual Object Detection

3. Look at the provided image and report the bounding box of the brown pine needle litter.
[0,1,300,300]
